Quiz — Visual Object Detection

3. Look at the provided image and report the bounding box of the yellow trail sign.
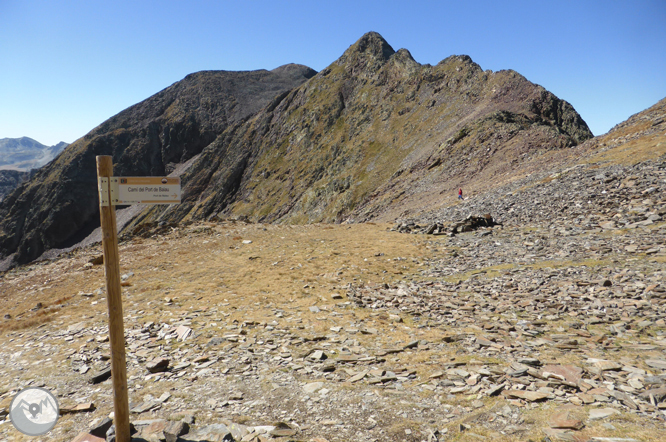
[98,176,181,205]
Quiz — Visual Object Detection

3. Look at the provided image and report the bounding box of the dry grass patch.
[586,132,666,166]
[0,221,437,349]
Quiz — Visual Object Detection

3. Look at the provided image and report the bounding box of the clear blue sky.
[1,0,665,145]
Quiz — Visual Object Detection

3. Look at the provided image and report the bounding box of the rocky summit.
[0,32,591,268]
[1,32,666,442]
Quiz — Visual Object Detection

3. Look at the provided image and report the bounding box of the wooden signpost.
[96,156,180,442]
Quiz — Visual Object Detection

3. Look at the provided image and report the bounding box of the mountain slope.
[582,96,666,164]
[132,32,592,229]
[0,170,30,202]
[0,65,316,265]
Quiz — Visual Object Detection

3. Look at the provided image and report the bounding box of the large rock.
[178,423,233,442]
[146,357,170,373]
[450,214,502,235]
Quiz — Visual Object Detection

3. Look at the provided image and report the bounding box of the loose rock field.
[1,158,665,442]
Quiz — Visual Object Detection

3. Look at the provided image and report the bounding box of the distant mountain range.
[0,137,68,171]
[0,137,69,202]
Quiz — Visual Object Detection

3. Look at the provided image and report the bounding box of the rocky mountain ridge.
[0,32,594,268]
[134,32,592,229]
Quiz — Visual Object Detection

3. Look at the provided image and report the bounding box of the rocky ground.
[1,156,666,442]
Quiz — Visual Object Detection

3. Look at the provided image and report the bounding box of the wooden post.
[96,156,130,442]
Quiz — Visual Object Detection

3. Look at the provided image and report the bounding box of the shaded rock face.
[0,64,316,264]
[0,170,30,203]
[0,32,593,267]
[134,31,592,229]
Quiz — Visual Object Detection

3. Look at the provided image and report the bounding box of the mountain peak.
[270,63,317,79]
[335,32,396,70]
[353,32,395,60]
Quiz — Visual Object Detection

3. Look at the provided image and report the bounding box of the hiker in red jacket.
[458,188,463,200]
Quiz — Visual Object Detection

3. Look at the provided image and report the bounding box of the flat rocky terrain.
[1,155,665,442]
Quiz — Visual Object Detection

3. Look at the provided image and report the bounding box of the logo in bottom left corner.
[9,387,59,436]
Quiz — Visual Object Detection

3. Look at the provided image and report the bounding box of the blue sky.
[1,0,665,145]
